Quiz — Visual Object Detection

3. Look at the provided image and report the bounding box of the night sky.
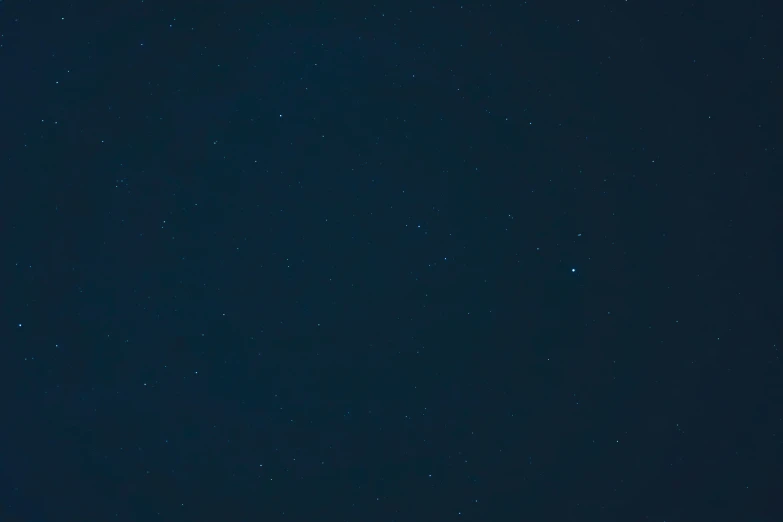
[1,1,781,521]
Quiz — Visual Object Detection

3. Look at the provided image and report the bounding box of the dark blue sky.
[1,1,781,521]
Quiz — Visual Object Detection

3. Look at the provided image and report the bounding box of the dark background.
[1,1,781,521]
